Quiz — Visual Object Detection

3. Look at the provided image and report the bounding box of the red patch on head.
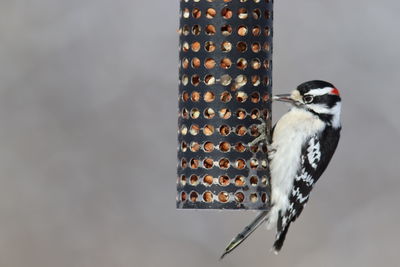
[330,88,340,96]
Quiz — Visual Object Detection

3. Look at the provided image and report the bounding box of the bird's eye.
[303,95,314,104]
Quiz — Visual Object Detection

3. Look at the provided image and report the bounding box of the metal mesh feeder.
[177,0,273,210]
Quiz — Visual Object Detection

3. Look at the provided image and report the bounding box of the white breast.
[266,107,325,228]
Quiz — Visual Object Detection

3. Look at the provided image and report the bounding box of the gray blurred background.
[0,0,399,266]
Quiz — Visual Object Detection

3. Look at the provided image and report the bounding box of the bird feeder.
[177,0,273,210]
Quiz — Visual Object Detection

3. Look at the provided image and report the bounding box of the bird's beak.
[272,94,295,104]
[273,90,304,108]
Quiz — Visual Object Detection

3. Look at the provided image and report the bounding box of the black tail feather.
[272,222,291,253]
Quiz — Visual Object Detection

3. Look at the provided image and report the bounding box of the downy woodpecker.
[221,80,342,258]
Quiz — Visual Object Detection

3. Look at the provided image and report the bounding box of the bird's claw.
[247,119,270,148]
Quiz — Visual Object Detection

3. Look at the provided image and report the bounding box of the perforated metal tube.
[177,0,273,210]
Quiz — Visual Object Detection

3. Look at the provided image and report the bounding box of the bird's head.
[273,80,342,128]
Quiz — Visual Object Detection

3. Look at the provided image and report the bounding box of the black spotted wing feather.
[273,126,341,252]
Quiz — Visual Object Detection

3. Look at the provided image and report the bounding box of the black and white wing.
[273,126,341,252]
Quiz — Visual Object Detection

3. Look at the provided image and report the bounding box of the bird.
[220,80,342,259]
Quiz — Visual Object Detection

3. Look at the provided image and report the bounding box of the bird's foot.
[248,118,270,148]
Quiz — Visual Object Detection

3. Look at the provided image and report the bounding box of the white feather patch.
[305,87,333,96]
[307,137,321,169]
[267,107,325,228]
